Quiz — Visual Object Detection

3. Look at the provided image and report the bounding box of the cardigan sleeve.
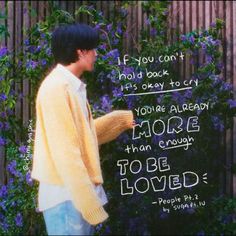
[37,82,108,225]
[94,110,134,145]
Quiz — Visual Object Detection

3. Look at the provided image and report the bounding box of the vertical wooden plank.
[0,0,7,47]
[172,1,178,43]
[232,1,236,197]
[191,1,197,31]
[167,1,172,44]
[22,1,30,127]
[205,1,210,28]
[132,1,137,55]
[15,0,22,139]
[74,0,80,22]
[0,0,6,185]
[198,1,204,67]
[217,0,227,194]
[137,1,142,53]
[125,3,132,53]
[45,0,51,18]
[6,0,14,183]
[38,1,45,22]
[225,1,233,195]
[211,1,216,23]
[29,0,37,120]
[185,1,190,80]
[179,1,184,80]
[59,0,66,11]
[191,1,197,74]
[67,0,75,21]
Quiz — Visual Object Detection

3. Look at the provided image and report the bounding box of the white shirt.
[37,63,108,212]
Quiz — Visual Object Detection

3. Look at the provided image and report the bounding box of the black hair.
[51,23,99,65]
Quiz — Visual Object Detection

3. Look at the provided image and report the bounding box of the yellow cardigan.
[31,67,134,225]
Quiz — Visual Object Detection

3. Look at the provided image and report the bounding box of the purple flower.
[3,122,10,131]
[213,39,221,46]
[210,74,221,86]
[113,38,119,45]
[159,209,169,219]
[26,171,33,186]
[185,207,195,214]
[210,22,216,27]
[0,201,6,211]
[112,87,123,97]
[26,59,38,70]
[216,62,224,70]
[120,7,128,17]
[227,99,236,109]
[0,136,6,146]
[46,47,52,55]
[163,10,169,16]
[88,5,94,11]
[200,42,207,50]
[222,214,232,224]
[19,145,27,154]
[150,28,157,37]
[197,230,205,236]
[184,89,192,99]
[180,35,187,41]
[41,59,47,66]
[103,49,119,61]
[211,115,224,132]
[221,82,232,91]
[9,178,14,185]
[104,225,111,234]
[145,18,151,25]
[126,95,136,109]
[0,76,4,81]
[98,44,107,50]
[7,108,14,115]
[101,94,112,112]
[190,58,195,65]
[123,66,134,75]
[0,47,8,57]
[24,39,30,46]
[1,220,9,231]
[15,212,23,227]
[35,45,41,53]
[7,160,17,175]
[0,112,6,118]
[172,91,181,102]
[116,24,122,35]
[106,23,112,31]
[94,23,102,30]
[206,55,213,63]
[95,223,103,231]
[0,93,7,101]
[188,35,195,44]
[0,185,7,198]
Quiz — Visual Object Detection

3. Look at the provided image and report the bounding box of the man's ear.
[77,49,82,59]
[77,49,87,59]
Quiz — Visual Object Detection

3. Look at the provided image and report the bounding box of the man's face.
[77,49,97,72]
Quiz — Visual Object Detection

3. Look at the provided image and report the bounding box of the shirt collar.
[55,63,87,91]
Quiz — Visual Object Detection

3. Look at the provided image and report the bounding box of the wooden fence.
[0,1,235,196]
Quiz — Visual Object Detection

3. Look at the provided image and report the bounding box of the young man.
[31,23,135,235]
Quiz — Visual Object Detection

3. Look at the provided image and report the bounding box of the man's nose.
[94,49,98,56]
